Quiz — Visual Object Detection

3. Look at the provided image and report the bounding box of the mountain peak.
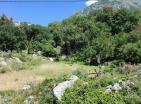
[77,0,141,16]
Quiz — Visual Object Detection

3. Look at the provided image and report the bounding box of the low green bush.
[61,81,124,104]
[72,69,88,80]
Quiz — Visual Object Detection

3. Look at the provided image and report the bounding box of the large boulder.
[53,75,78,100]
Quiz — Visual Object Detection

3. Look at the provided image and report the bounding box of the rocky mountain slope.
[76,0,141,16]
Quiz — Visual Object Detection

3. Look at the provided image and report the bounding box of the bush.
[72,69,87,80]
[120,43,141,63]
[0,66,9,73]
[34,75,69,104]
[61,81,124,104]
[42,45,57,57]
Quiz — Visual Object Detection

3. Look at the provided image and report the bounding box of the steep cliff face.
[76,0,141,16]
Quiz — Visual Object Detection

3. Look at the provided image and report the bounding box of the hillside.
[0,1,141,103]
[76,0,141,16]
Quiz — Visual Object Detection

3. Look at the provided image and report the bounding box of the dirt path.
[0,62,92,91]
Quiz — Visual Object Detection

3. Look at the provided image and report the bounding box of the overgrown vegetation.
[1,7,141,104]
[0,8,141,65]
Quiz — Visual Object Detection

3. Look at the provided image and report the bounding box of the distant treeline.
[0,7,141,65]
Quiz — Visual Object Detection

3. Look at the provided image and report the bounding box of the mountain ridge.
[76,0,141,16]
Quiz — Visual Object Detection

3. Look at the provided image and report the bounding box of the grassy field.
[0,61,94,91]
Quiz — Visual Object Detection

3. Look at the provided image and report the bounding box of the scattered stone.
[105,88,112,93]
[112,83,122,92]
[118,80,126,88]
[53,75,78,100]
[61,56,66,60]
[105,79,136,93]
[133,75,138,79]
[37,51,42,55]
[138,69,141,75]
[22,50,28,54]
[49,58,54,62]
[22,85,31,91]
[106,85,113,89]
[32,54,37,59]
[0,57,5,61]
[83,82,89,88]
[0,61,7,66]
[13,57,23,63]
[24,96,34,104]
[126,80,134,86]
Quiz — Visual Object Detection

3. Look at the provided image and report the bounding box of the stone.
[83,82,89,88]
[112,83,122,91]
[126,80,134,86]
[118,80,126,88]
[24,96,34,104]
[53,75,78,100]
[61,56,66,60]
[13,57,23,63]
[22,50,28,54]
[138,70,141,75]
[37,51,42,55]
[22,85,31,91]
[105,88,112,93]
[106,85,113,89]
[0,57,5,61]
[32,54,37,59]
[105,85,113,93]
[133,75,138,79]
[49,58,54,62]
[0,61,7,66]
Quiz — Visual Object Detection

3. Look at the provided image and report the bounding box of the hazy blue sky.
[0,1,87,26]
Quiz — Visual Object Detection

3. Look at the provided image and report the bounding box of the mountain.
[76,0,141,16]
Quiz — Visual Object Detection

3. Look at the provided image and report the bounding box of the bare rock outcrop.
[53,75,78,100]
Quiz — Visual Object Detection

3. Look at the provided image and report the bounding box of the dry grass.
[0,62,94,91]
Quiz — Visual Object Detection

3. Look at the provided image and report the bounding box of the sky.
[0,0,97,26]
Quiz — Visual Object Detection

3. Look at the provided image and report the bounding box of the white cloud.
[85,0,98,6]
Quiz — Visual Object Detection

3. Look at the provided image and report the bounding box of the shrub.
[61,81,124,104]
[72,69,88,80]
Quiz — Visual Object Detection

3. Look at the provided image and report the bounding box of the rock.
[118,80,126,88]
[83,82,89,88]
[105,88,112,93]
[112,83,122,92]
[133,75,138,79]
[105,85,113,93]
[49,58,54,62]
[22,85,31,91]
[22,50,28,54]
[61,56,66,60]
[126,80,134,86]
[32,54,37,59]
[53,75,78,100]
[24,96,34,104]
[0,57,5,61]
[106,85,113,89]
[37,51,42,55]
[138,70,141,75]
[0,61,7,66]
[13,57,23,63]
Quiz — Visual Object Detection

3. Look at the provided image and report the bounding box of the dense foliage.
[0,8,141,65]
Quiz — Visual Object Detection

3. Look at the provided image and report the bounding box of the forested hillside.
[0,8,141,65]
